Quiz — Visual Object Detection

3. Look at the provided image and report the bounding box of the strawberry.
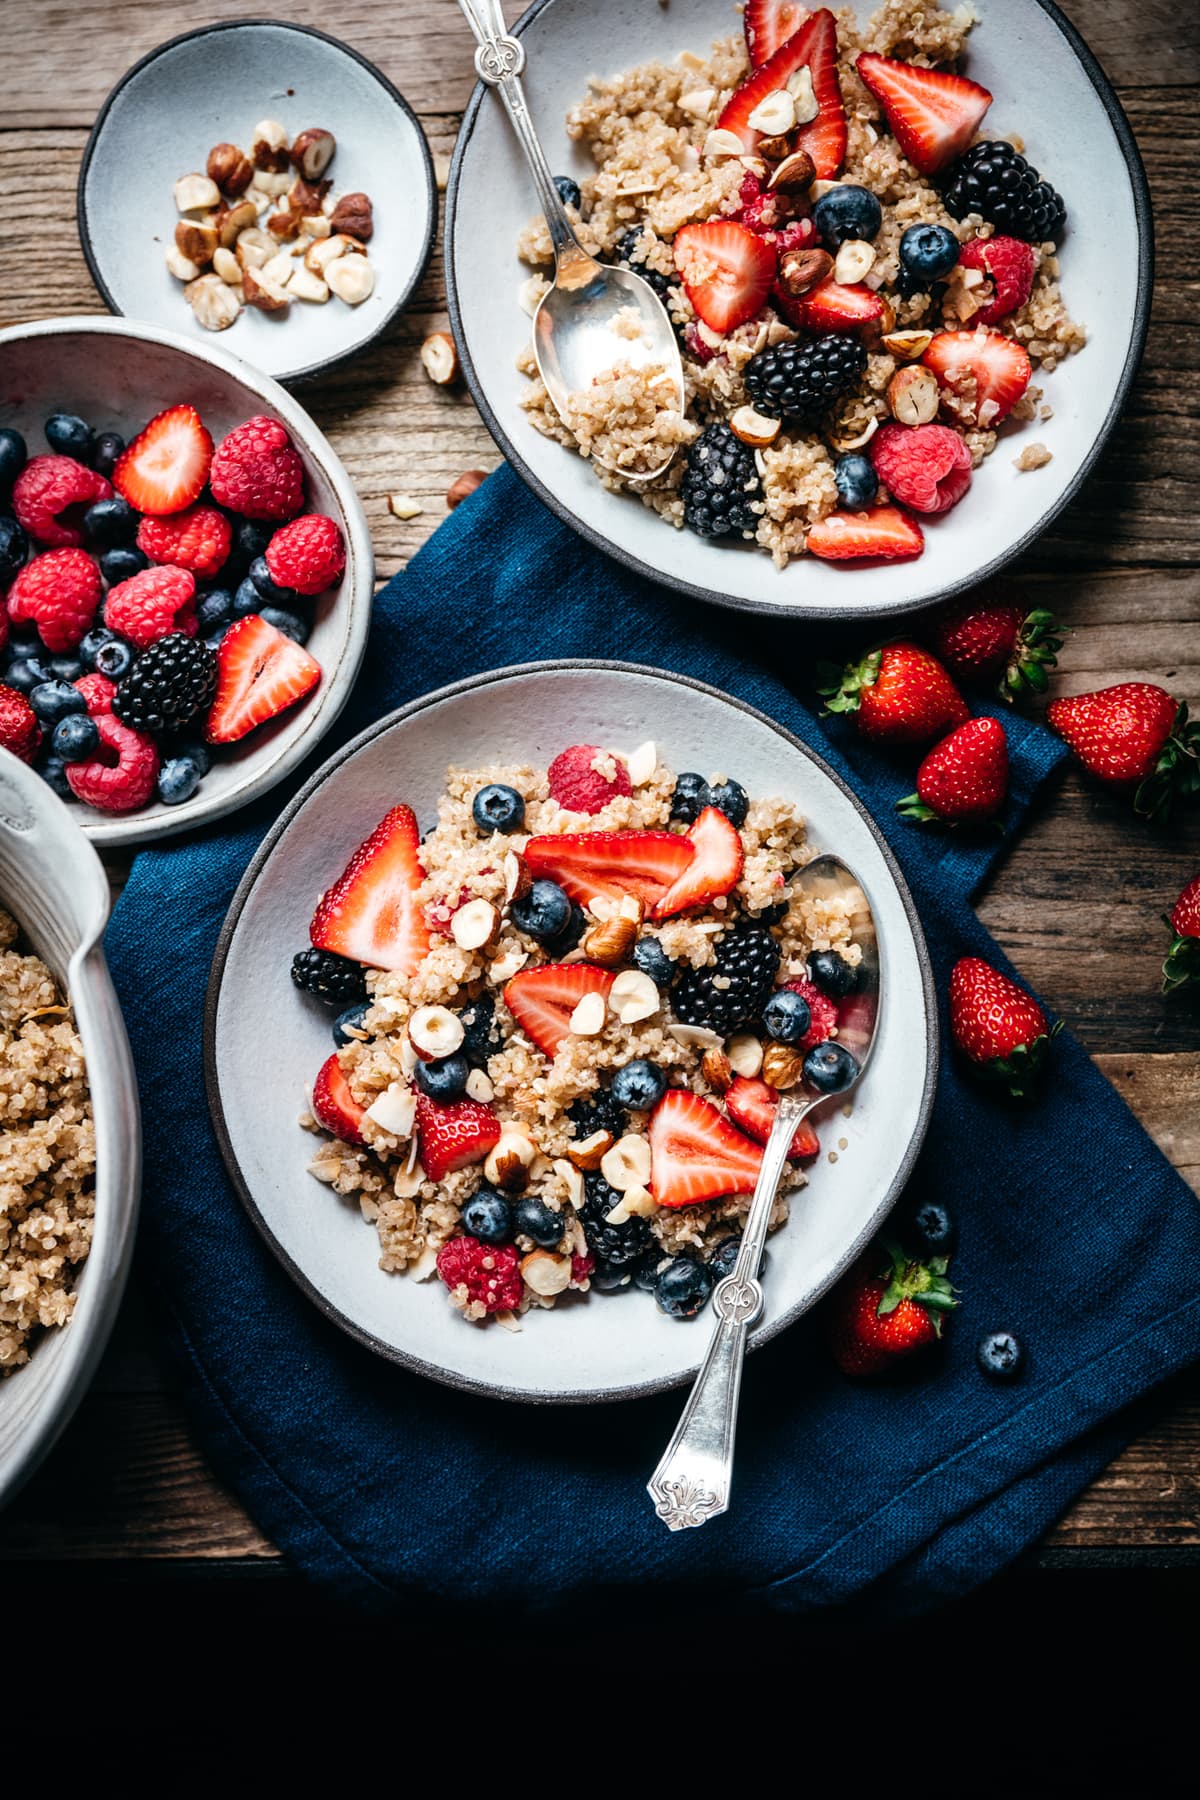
[309,804,431,975]
[780,976,838,1050]
[523,828,693,911]
[744,0,808,67]
[311,1053,366,1145]
[777,277,885,334]
[949,956,1060,1098]
[415,1091,502,1183]
[957,236,1036,325]
[806,504,925,562]
[503,962,616,1060]
[113,405,213,516]
[205,613,321,744]
[673,220,776,335]
[922,328,1032,428]
[929,597,1062,699]
[897,716,1009,826]
[855,53,992,175]
[719,9,847,178]
[0,685,41,764]
[818,640,969,745]
[1163,874,1200,995]
[827,1240,956,1376]
[652,805,743,918]
[870,422,972,515]
[1046,684,1200,822]
[648,1088,764,1209]
[724,1076,819,1160]
[547,743,632,816]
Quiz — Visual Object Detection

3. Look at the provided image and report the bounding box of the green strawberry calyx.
[1162,917,1200,995]
[1133,703,1200,824]
[816,649,882,718]
[999,607,1063,704]
[874,1239,957,1336]
[976,1022,1063,1101]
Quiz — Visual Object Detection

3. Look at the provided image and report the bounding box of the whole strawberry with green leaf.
[897,716,1008,826]
[949,957,1061,1099]
[827,1239,957,1376]
[1046,683,1200,822]
[1163,874,1200,994]
[817,641,969,746]
[930,597,1062,701]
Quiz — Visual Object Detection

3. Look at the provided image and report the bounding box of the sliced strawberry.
[309,804,431,976]
[719,9,847,178]
[503,962,616,1060]
[652,806,743,918]
[781,977,838,1050]
[648,1089,764,1209]
[855,53,992,176]
[312,1054,366,1146]
[724,1076,819,1160]
[414,1091,502,1183]
[113,404,214,517]
[744,0,809,66]
[673,220,776,335]
[806,504,925,562]
[523,829,693,912]
[922,327,1032,427]
[205,613,321,744]
[777,276,885,334]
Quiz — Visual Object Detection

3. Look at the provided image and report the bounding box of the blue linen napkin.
[106,466,1200,1614]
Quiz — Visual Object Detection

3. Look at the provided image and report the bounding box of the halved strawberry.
[776,276,885,334]
[673,221,776,335]
[744,0,808,67]
[718,9,847,178]
[523,829,693,911]
[648,1089,764,1209]
[504,962,616,1060]
[113,404,214,516]
[312,1054,366,1146]
[724,1076,820,1160]
[855,53,992,176]
[205,613,321,744]
[806,504,925,562]
[922,328,1032,427]
[414,1091,501,1183]
[652,806,743,918]
[310,804,431,975]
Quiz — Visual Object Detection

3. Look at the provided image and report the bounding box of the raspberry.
[264,513,346,596]
[570,1250,595,1286]
[782,978,838,1052]
[760,217,816,258]
[547,744,633,815]
[12,456,111,549]
[137,504,232,579]
[436,1235,523,1314]
[0,685,42,764]
[6,548,102,651]
[871,423,973,516]
[75,672,117,717]
[105,566,197,649]
[209,415,305,521]
[65,712,158,813]
[957,236,1036,325]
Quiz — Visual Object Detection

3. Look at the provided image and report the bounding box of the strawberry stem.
[1162,921,1200,994]
[1133,703,1200,823]
[999,607,1063,703]
[874,1239,957,1333]
[816,649,881,717]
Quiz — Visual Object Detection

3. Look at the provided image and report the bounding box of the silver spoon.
[647,855,882,1531]
[456,0,686,481]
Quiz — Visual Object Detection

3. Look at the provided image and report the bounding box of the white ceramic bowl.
[0,316,374,847]
[0,748,140,1510]
[206,662,937,1404]
[446,0,1153,621]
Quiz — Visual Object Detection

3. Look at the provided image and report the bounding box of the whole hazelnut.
[207,143,253,197]
[328,191,374,242]
[447,470,487,509]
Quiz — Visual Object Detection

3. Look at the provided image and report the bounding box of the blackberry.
[291,947,368,1004]
[943,141,1066,245]
[579,1171,651,1271]
[681,423,761,541]
[613,227,675,300]
[568,1088,627,1141]
[672,921,780,1035]
[744,336,867,422]
[459,992,503,1069]
[111,634,218,734]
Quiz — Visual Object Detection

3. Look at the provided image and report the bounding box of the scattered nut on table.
[420,331,459,385]
[448,470,487,509]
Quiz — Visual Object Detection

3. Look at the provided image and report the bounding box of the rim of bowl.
[0,314,376,847]
[445,0,1155,623]
[204,658,940,1406]
[76,16,437,387]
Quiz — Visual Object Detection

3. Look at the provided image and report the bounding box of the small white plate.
[79,21,436,384]
[206,663,937,1404]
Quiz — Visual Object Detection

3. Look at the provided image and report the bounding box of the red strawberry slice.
[652,806,744,918]
[414,1091,502,1183]
[523,829,693,911]
[922,328,1032,427]
[310,804,431,976]
[648,1088,764,1209]
[312,1054,366,1146]
[113,404,214,517]
[724,1076,819,1160]
[205,613,321,744]
[719,9,847,178]
[855,53,992,176]
[673,220,776,334]
[806,504,925,562]
[781,977,838,1050]
[744,0,809,67]
[776,276,885,334]
[503,962,616,1061]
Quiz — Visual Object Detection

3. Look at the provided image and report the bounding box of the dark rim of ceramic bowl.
[77,17,437,387]
[204,659,940,1406]
[445,0,1155,622]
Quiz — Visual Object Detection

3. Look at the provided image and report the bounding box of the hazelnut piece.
[887,364,940,426]
[290,128,337,183]
[207,143,253,196]
[447,470,487,510]
[420,331,460,386]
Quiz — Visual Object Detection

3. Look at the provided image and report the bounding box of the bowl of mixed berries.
[0,316,372,843]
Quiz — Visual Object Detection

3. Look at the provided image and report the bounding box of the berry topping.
[113,405,214,517]
[818,640,969,743]
[136,504,232,578]
[503,962,616,1060]
[578,1170,653,1273]
[0,685,42,764]
[654,1257,714,1319]
[922,327,1032,427]
[652,804,744,918]
[949,956,1059,1098]
[681,423,762,541]
[803,1039,859,1093]
[413,1053,469,1102]
[105,565,197,649]
[898,222,961,284]
[461,1187,514,1246]
[762,986,811,1043]
[780,976,838,1049]
[648,1088,764,1210]
[264,513,346,595]
[611,1058,668,1111]
[311,1052,367,1145]
[436,1235,523,1315]
[957,235,1036,324]
[291,946,369,1004]
[855,53,992,176]
[898,716,1010,826]
[416,1093,503,1183]
[7,548,101,651]
[808,949,857,998]
[204,612,320,743]
[513,1194,567,1250]
[672,920,779,1035]
[943,140,1066,245]
[871,421,973,515]
[724,1075,819,1159]
[827,1240,956,1376]
[83,496,137,548]
[471,782,526,834]
[309,803,431,975]
[64,711,159,813]
[776,276,886,334]
[73,671,118,716]
[509,878,572,944]
[44,414,94,460]
[547,744,633,816]
[833,452,878,509]
[813,184,883,246]
[112,633,219,734]
[523,827,693,912]
[12,456,112,549]
[745,336,867,421]
[209,415,305,520]
[718,9,846,178]
[0,516,28,584]
[673,219,776,335]
[805,504,925,562]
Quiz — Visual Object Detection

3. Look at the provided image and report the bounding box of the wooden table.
[1,0,1197,1581]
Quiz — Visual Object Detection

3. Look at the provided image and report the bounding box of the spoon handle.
[646,1092,810,1531]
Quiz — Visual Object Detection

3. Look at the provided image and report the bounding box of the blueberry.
[763,987,812,1044]
[3,628,40,666]
[332,1002,372,1048]
[258,605,311,645]
[633,1250,668,1292]
[707,777,749,827]
[413,1052,469,1101]
[977,1330,1025,1381]
[814,184,883,246]
[547,902,587,956]
[611,1059,668,1111]
[803,1040,859,1094]
[592,1262,633,1292]
[29,679,87,727]
[898,223,960,284]
[834,453,878,509]
[512,1194,565,1250]
[37,756,74,801]
[204,627,231,651]
[159,736,211,778]
[708,1235,745,1280]
[233,576,264,618]
[669,771,710,824]
[461,1187,514,1245]
[195,589,234,633]
[83,496,136,548]
[4,658,53,697]
[471,782,525,834]
[73,628,115,673]
[51,713,99,763]
[911,1200,954,1253]
[553,173,582,208]
[157,754,205,807]
[44,413,94,460]
[90,431,125,479]
[459,992,500,1069]
[93,637,134,681]
[0,515,29,583]
[248,555,296,604]
[633,937,676,988]
[510,878,571,943]
[0,428,27,490]
[47,655,84,684]
[99,545,148,585]
[233,518,272,564]
[654,1257,714,1319]
[809,948,857,997]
